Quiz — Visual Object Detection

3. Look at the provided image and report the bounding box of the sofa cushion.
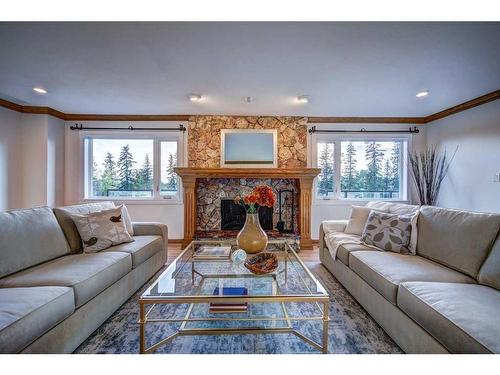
[103,235,163,268]
[324,232,375,266]
[366,201,419,215]
[0,252,131,308]
[337,243,376,266]
[478,235,500,291]
[53,201,115,252]
[417,206,500,278]
[398,282,500,353]
[0,286,75,353]
[349,251,475,304]
[0,207,71,278]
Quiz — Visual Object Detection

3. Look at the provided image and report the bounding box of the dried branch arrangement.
[409,146,458,206]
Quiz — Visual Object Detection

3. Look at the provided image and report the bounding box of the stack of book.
[209,287,248,314]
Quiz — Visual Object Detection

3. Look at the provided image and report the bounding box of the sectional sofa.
[0,202,168,353]
[319,202,500,353]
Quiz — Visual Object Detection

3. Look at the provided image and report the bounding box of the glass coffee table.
[139,239,330,354]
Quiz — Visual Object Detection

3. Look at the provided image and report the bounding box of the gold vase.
[237,213,268,254]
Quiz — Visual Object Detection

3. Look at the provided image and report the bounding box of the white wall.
[0,108,66,210]
[426,100,500,213]
[310,123,427,239]
[64,121,186,239]
[47,116,66,207]
[20,114,48,207]
[0,107,23,210]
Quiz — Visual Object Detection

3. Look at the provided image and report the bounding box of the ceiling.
[0,22,499,117]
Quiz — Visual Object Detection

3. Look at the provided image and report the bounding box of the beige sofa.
[319,202,500,354]
[0,202,168,353]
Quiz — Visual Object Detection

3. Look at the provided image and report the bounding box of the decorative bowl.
[244,252,278,274]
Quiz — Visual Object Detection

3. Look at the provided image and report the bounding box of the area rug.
[75,262,402,354]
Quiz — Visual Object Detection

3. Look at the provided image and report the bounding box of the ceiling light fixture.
[416,90,429,98]
[297,95,309,103]
[33,87,47,94]
[188,93,202,102]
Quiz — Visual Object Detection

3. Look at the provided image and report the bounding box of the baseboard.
[169,239,184,244]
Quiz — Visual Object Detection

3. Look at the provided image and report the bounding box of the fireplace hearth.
[220,199,273,230]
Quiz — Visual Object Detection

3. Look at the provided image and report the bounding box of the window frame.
[81,130,184,204]
[311,132,411,204]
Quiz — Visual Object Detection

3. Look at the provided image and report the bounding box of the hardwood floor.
[167,243,320,264]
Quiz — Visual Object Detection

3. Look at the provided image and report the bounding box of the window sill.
[313,198,410,206]
[81,198,183,205]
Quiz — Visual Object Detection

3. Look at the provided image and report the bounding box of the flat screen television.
[221,129,278,168]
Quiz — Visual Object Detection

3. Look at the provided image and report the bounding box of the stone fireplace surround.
[174,168,320,250]
[196,178,299,233]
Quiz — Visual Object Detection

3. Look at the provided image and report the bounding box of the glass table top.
[141,239,328,301]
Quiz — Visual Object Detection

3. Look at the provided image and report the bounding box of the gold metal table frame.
[138,240,330,354]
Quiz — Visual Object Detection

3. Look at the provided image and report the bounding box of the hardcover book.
[209,287,248,313]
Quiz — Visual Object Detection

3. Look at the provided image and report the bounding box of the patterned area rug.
[75,262,402,354]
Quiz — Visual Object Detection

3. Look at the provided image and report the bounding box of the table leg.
[139,303,145,354]
[322,300,329,353]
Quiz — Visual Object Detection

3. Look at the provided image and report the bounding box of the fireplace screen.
[220,199,273,230]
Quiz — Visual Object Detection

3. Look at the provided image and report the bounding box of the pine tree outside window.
[315,136,409,201]
[316,142,335,198]
[83,134,181,201]
[160,141,178,196]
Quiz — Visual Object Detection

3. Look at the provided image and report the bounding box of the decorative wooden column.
[174,168,320,250]
[181,175,197,248]
[297,177,314,250]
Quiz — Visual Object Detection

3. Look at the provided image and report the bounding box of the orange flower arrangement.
[235,185,276,214]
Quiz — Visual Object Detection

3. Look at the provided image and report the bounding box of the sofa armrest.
[319,220,348,263]
[132,222,168,261]
[322,220,348,234]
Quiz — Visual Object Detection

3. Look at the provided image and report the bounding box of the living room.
[1,0,499,373]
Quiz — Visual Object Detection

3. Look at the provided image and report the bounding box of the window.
[315,137,408,201]
[84,135,181,200]
[317,142,335,198]
[160,141,178,197]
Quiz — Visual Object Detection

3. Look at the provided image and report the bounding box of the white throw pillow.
[408,211,419,255]
[344,206,374,235]
[120,204,134,236]
[71,206,134,252]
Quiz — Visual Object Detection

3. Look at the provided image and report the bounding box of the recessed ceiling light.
[33,87,47,94]
[297,95,309,103]
[188,93,202,102]
[416,90,429,98]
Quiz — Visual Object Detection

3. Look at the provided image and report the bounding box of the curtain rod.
[70,124,187,132]
[308,126,419,134]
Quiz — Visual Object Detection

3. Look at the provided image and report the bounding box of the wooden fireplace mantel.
[174,167,321,250]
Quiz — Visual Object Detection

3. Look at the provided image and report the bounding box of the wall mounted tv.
[221,129,278,168]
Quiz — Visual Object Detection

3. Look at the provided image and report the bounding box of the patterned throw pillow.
[361,211,412,253]
[70,206,134,252]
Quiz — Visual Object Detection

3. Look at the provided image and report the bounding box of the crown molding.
[307,116,426,124]
[1,90,498,124]
[64,113,190,121]
[423,90,500,123]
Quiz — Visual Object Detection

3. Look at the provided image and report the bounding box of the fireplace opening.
[220,198,273,230]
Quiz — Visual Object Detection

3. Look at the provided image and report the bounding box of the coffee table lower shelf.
[138,298,330,354]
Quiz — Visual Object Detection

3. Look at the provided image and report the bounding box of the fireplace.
[174,168,320,249]
[220,198,273,230]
